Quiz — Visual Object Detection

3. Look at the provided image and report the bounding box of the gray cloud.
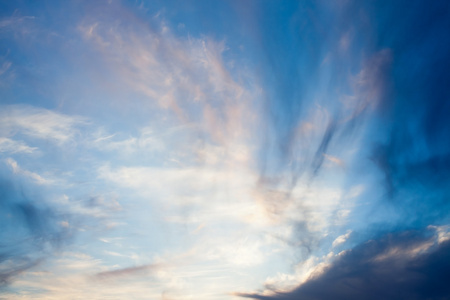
[237,228,450,300]
[94,263,163,281]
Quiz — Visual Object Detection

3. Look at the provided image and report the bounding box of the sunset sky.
[1,1,450,299]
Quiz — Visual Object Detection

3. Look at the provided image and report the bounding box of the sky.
[1,0,450,299]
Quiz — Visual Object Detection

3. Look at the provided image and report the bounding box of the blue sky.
[1,1,450,299]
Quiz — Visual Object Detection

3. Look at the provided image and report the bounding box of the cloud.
[5,158,52,185]
[94,263,163,280]
[78,11,254,147]
[0,58,12,79]
[332,230,352,248]
[0,137,36,154]
[0,13,35,36]
[92,127,165,155]
[237,227,450,300]
[0,105,85,145]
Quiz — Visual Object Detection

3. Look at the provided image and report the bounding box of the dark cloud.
[237,228,450,300]
[0,178,72,287]
[310,118,337,177]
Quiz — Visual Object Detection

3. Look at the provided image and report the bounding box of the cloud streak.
[94,263,163,280]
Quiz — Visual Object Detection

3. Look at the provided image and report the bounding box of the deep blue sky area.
[1,1,450,299]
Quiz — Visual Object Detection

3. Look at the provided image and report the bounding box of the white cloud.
[0,137,36,153]
[0,105,85,145]
[429,225,450,243]
[91,126,165,155]
[0,14,34,30]
[5,157,53,185]
[332,230,352,248]
[251,251,336,295]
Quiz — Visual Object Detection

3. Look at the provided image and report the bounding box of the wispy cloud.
[78,10,257,148]
[0,105,85,145]
[94,263,163,280]
[0,13,35,36]
[5,158,52,185]
[0,137,36,154]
